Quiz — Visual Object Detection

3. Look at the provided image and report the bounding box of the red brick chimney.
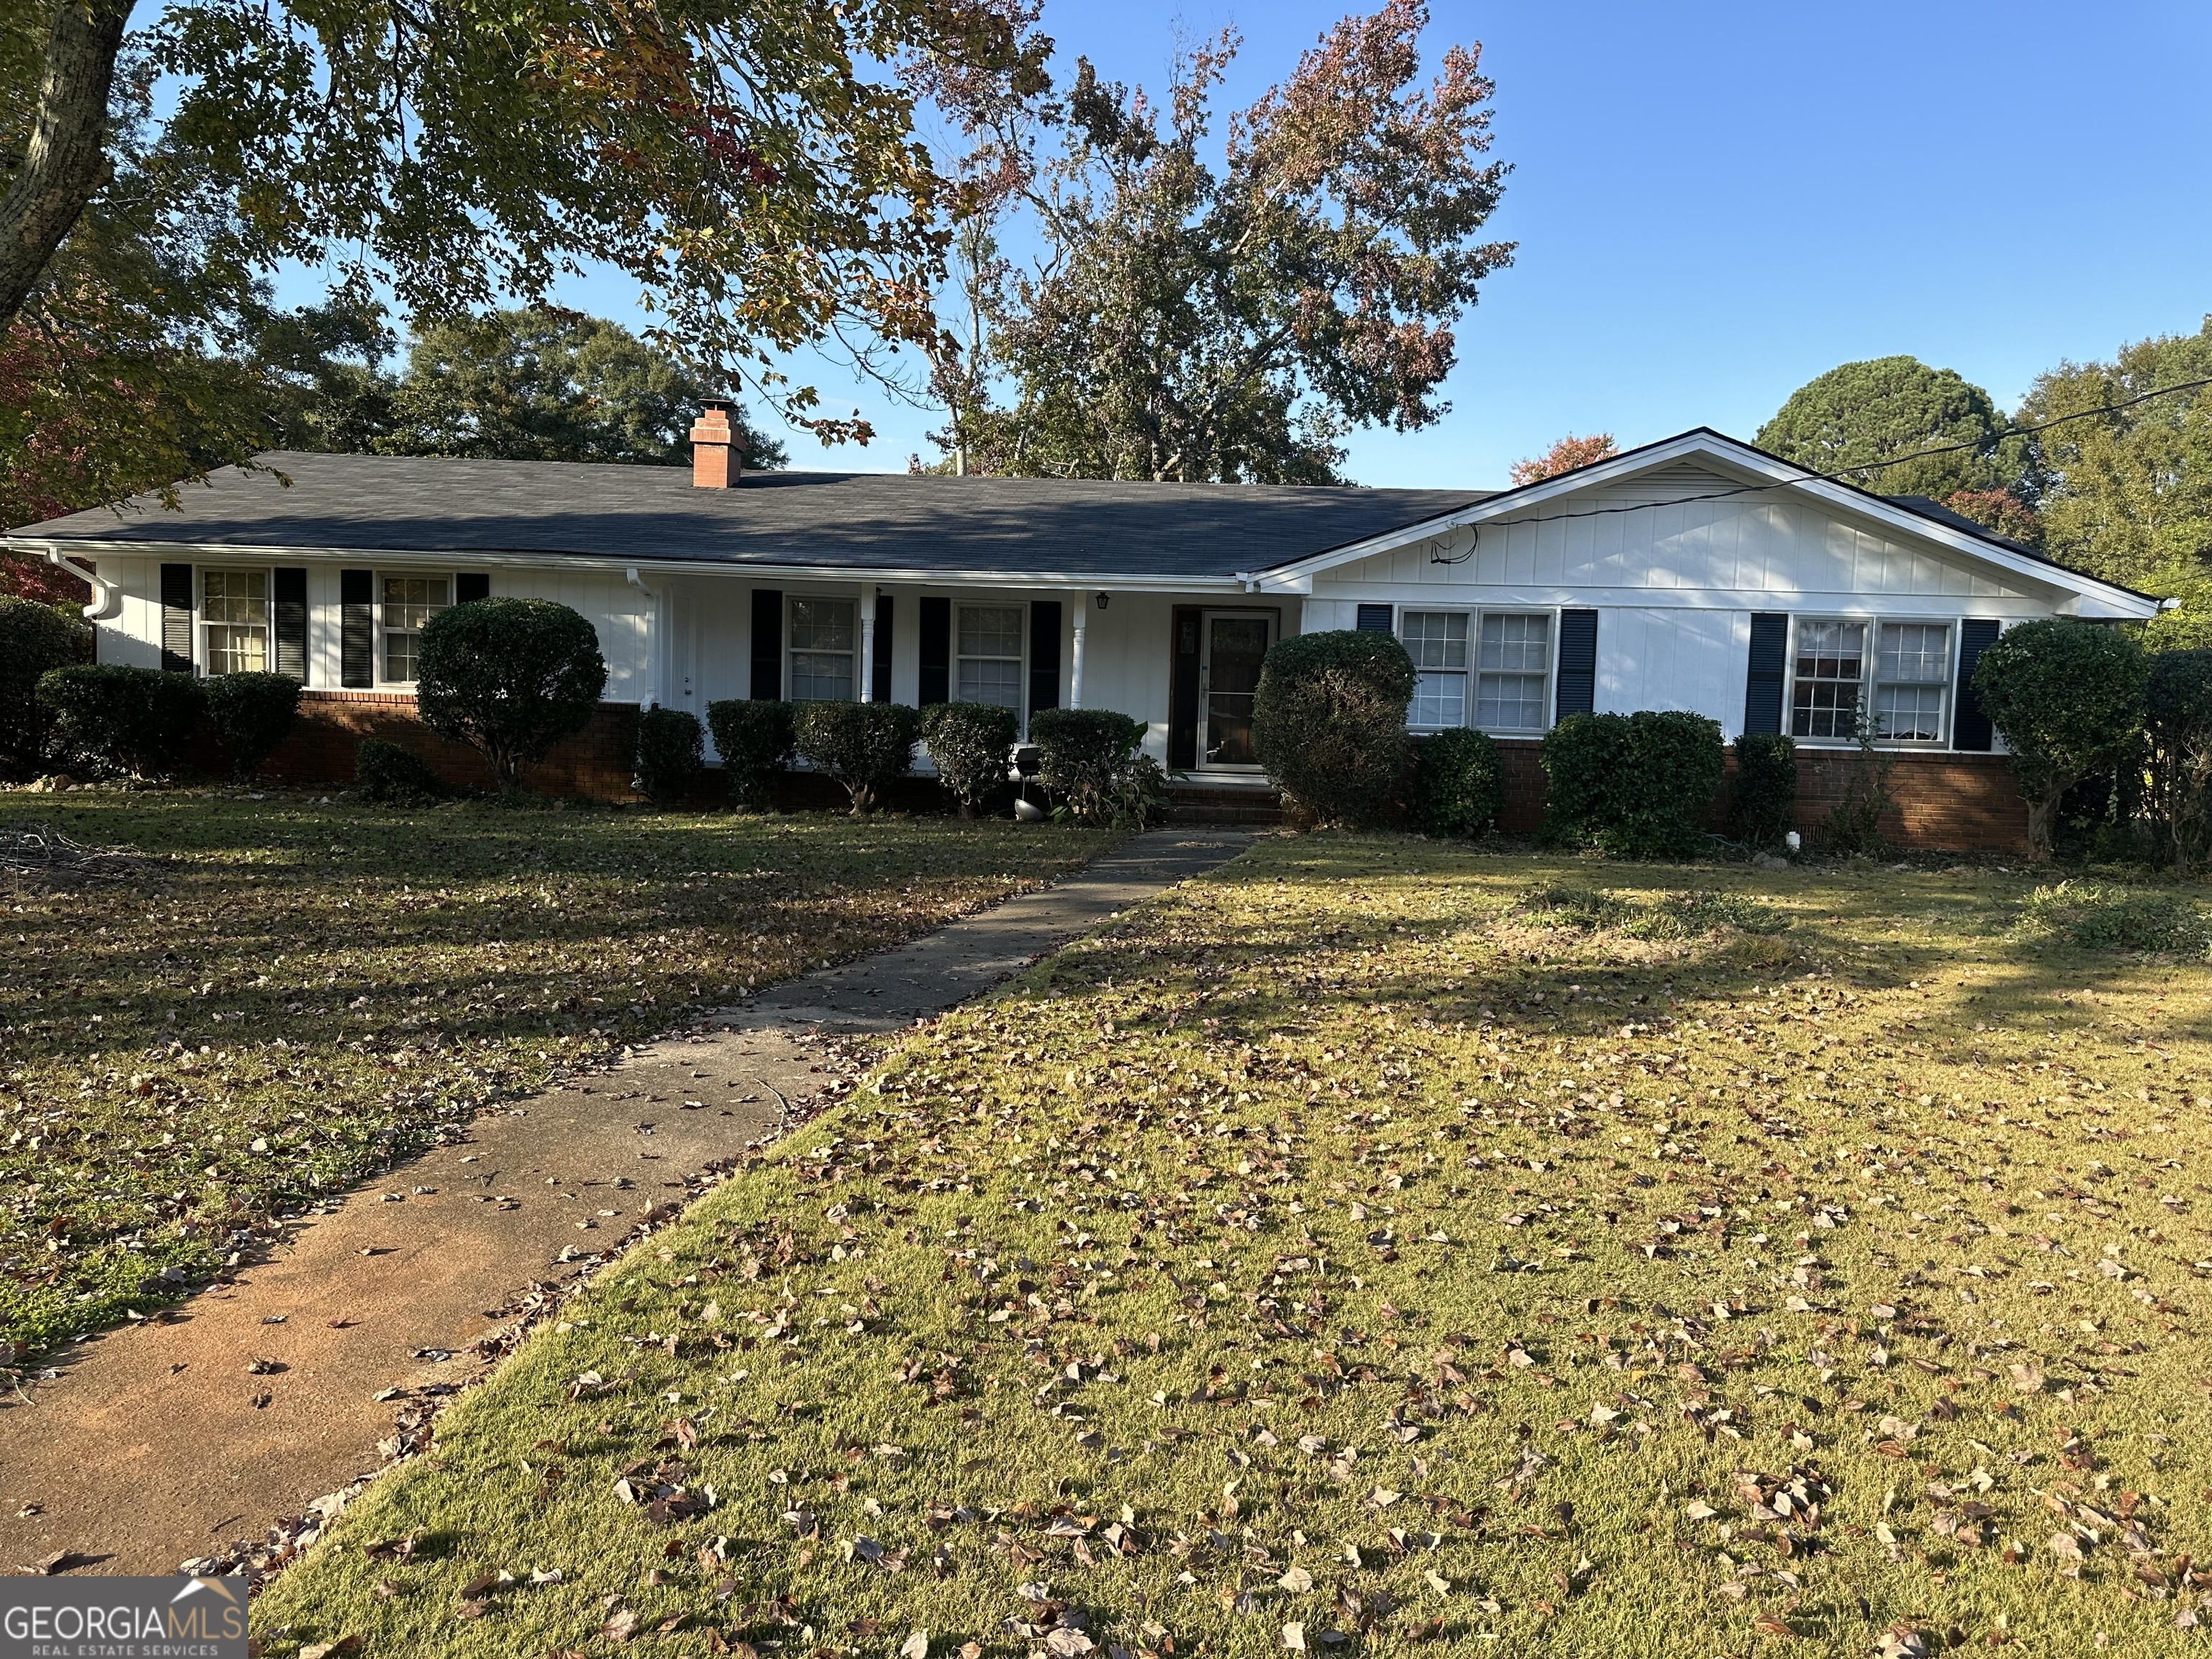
[690,400,742,488]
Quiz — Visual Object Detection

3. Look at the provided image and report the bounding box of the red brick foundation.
[206,691,645,800]
[1489,737,2028,853]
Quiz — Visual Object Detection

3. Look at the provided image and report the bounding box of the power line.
[1430,372,2212,564]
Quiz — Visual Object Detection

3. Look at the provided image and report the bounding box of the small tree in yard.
[37,665,203,778]
[0,597,89,776]
[1972,619,2147,858]
[415,598,607,791]
[1028,709,1159,827]
[1252,631,1415,829]
[202,673,301,781]
[2145,650,2212,873]
[793,701,920,814]
[706,699,796,808]
[922,702,1018,816]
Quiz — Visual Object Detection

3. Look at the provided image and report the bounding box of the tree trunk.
[2025,783,2063,861]
[0,0,135,329]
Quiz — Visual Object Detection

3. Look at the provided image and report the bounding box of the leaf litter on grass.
[253,840,2212,1658]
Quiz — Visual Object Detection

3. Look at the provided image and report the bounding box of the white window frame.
[787,593,860,703]
[198,567,271,677]
[1400,606,1557,736]
[376,572,452,688]
[955,601,1027,716]
[1786,615,1958,749]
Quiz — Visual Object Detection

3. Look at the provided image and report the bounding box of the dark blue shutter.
[273,568,307,680]
[871,595,894,703]
[1743,613,1789,735]
[1028,600,1062,719]
[1355,603,1393,633]
[918,597,950,705]
[340,569,374,688]
[1555,608,1597,721]
[455,572,490,604]
[749,589,782,700]
[1952,619,2000,751]
[159,563,194,673]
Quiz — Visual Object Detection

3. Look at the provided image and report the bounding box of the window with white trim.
[1790,620,1864,739]
[201,569,269,675]
[789,597,858,701]
[380,575,449,684]
[1873,621,1951,742]
[1476,613,1551,731]
[956,603,1024,710]
[1401,611,1468,727]
[1790,619,1953,744]
[1401,609,1554,732]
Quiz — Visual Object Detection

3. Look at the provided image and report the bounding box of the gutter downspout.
[46,547,119,621]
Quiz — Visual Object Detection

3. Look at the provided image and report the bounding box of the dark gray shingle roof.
[12,452,1490,580]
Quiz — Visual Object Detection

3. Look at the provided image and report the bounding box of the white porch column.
[1069,593,1088,710]
[859,585,876,702]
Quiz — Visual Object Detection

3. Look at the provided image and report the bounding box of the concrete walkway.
[0,827,1251,1576]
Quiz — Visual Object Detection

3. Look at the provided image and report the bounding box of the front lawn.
[258,839,2212,1658]
[0,791,1114,1359]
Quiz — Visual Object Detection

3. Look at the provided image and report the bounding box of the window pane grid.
[381,575,449,684]
[1479,613,1550,674]
[956,605,1023,711]
[1401,612,1468,671]
[790,598,857,701]
[1477,674,1547,731]
[1790,621,1866,739]
[1411,672,1466,729]
[1401,611,1551,732]
[202,571,268,676]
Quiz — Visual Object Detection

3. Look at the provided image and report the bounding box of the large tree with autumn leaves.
[914,1,1512,484]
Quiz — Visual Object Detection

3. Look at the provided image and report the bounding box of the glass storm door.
[1200,613,1272,768]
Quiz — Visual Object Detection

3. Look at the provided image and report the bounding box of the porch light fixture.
[1096,592,1110,608]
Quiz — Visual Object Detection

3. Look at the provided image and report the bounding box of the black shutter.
[918,597,950,705]
[273,567,307,680]
[1743,612,1789,736]
[1555,608,1598,721]
[1355,603,1393,633]
[749,588,782,700]
[871,595,894,703]
[1169,606,1202,770]
[1028,600,1061,719]
[159,563,194,673]
[1952,619,2001,751]
[340,569,374,688]
[455,572,490,604]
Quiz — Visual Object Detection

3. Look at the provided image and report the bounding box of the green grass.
[0,789,1114,1360]
[256,837,2212,1658]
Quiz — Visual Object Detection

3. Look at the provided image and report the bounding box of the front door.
[1200,611,1272,769]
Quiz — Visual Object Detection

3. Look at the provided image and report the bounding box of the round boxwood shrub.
[1029,707,1152,826]
[793,700,920,814]
[921,701,1019,817]
[354,736,449,804]
[705,698,796,808]
[634,706,705,804]
[415,598,608,791]
[1251,630,1416,829]
[1973,619,2148,859]
[1539,709,1726,858]
[0,597,89,776]
[36,665,204,778]
[1408,727,1503,838]
[1729,731,1797,849]
[2147,649,2212,873]
[202,672,302,781]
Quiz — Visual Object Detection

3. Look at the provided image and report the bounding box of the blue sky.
[527,0,2212,487]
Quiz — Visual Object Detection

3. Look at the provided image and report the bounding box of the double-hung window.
[201,570,269,675]
[1791,619,1953,744]
[956,604,1024,711]
[380,575,449,685]
[1400,609,1554,732]
[789,598,858,701]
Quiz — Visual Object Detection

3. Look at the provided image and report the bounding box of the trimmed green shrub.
[415,598,608,791]
[0,597,89,776]
[36,665,203,778]
[1539,709,1726,859]
[921,701,1019,817]
[705,699,796,808]
[1408,727,1503,838]
[1028,707,1157,827]
[793,701,920,814]
[634,707,705,804]
[1972,619,2146,858]
[1251,630,1416,829]
[354,737,449,804]
[2146,649,2212,874]
[1730,732,1797,849]
[202,673,302,781]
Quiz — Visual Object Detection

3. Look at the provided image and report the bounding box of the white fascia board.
[1305,583,2086,619]
[1245,428,2160,621]
[0,536,1249,595]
